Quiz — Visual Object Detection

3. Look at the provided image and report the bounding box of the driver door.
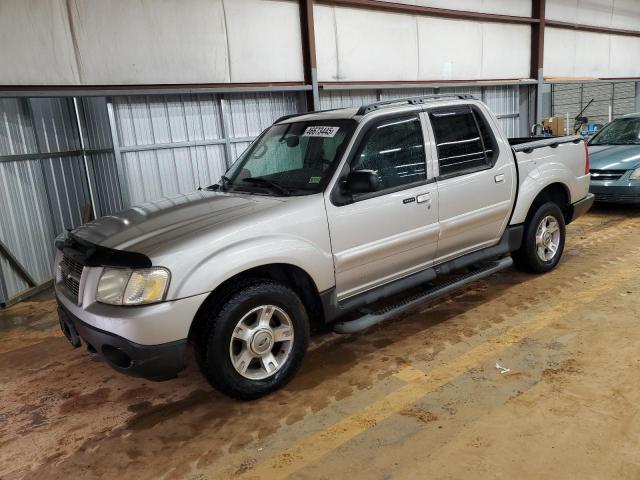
[324,114,440,300]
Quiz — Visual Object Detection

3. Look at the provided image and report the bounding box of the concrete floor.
[1,206,639,480]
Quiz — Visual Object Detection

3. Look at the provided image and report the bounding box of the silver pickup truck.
[55,94,594,399]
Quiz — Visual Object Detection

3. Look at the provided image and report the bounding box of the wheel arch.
[512,181,572,226]
[188,263,325,345]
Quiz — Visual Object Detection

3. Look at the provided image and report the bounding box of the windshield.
[589,118,640,146]
[217,119,356,196]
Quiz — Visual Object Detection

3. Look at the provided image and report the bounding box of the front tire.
[512,202,566,273]
[198,281,309,400]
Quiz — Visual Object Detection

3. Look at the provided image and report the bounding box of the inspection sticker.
[302,126,340,138]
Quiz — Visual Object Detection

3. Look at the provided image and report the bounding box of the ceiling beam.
[546,19,640,38]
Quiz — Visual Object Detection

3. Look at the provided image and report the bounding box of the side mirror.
[345,170,379,195]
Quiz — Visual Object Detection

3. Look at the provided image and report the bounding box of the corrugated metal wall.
[110,92,303,206]
[552,81,637,126]
[319,85,521,136]
[0,99,62,300]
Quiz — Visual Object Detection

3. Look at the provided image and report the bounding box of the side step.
[333,256,513,334]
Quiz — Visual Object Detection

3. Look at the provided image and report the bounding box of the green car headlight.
[96,267,170,305]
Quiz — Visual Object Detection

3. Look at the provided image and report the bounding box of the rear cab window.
[429,106,497,179]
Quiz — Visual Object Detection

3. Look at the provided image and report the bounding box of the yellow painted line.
[238,258,637,480]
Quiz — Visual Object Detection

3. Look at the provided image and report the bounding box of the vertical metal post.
[219,95,235,168]
[73,97,100,219]
[610,82,615,120]
[635,81,640,112]
[106,99,131,208]
[531,0,546,124]
[536,70,544,124]
[300,0,319,111]
[518,85,530,137]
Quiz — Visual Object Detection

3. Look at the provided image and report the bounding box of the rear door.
[324,114,440,300]
[426,104,516,262]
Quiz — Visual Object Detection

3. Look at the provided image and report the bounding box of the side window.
[430,107,497,178]
[351,116,426,192]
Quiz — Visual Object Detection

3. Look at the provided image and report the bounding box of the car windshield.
[589,118,640,146]
[216,119,356,196]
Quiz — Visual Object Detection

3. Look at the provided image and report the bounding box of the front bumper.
[589,183,640,204]
[57,298,187,380]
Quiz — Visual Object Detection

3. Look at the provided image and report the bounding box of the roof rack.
[356,94,476,116]
[274,106,351,124]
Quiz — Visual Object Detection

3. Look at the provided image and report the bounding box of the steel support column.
[300,0,319,111]
[531,0,546,123]
[73,97,100,219]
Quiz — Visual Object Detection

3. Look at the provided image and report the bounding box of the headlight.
[96,267,170,305]
[630,167,640,180]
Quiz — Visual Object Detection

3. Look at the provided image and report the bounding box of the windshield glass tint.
[589,118,640,146]
[225,120,356,195]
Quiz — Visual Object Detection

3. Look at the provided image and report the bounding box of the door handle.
[416,193,431,207]
[494,174,505,183]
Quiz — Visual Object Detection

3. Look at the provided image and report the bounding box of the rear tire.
[512,202,566,274]
[198,280,309,400]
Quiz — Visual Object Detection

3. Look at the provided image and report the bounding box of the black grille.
[594,192,640,204]
[590,169,624,181]
[58,256,84,301]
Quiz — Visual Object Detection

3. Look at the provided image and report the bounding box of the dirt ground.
[1,205,639,480]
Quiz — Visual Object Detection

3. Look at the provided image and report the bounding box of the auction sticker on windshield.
[303,126,340,137]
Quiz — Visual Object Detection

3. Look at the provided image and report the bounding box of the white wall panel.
[609,35,640,78]
[0,0,79,85]
[224,0,304,83]
[70,0,229,85]
[314,5,340,83]
[332,7,419,82]
[573,32,610,78]
[546,0,640,31]
[316,5,531,83]
[417,18,483,80]
[481,23,531,79]
[396,0,532,17]
[543,28,577,77]
[611,0,640,31]
[545,27,640,78]
[1,0,303,86]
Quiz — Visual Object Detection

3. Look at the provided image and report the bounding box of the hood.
[588,145,640,171]
[71,191,284,253]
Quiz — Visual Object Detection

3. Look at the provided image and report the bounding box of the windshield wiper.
[206,175,232,191]
[242,177,291,196]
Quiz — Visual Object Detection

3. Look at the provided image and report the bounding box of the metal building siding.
[29,98,81,153]
[319,90,378,109]
[41,154,92,233]
[90,151,124,215]
[0,99,38,155]
[225,92,301,139]
[110,92,302,205]
[483,85,519,137]
[81,97,113,150]
[552,81,637,127]
[318,85,520,136]
[0,159,56,298]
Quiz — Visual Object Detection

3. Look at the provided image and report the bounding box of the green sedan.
[588,114,640,204]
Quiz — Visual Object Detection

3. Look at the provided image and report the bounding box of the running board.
[333,256,513,334]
